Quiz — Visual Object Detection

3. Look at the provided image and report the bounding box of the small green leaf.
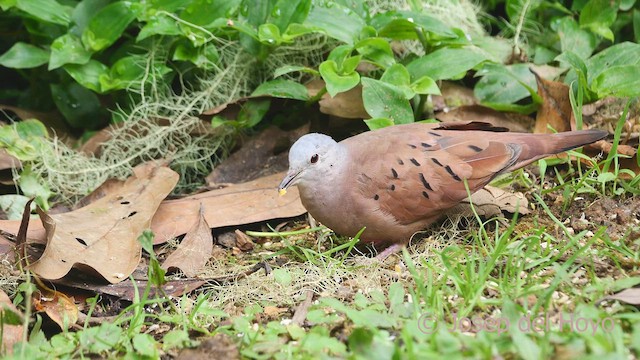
[380,64,410,87]
[579,0,618,41]
[341,55,361,74]
[372,10,456,40]
[64,60,110,93]
[411,76,440,95]
[557,17,596,59]
[82,1,142,51]
[0,119,48,161]
[354,38,395,69]
[18,166,51,211]
[258,23,285,45]
[237,99,271,128]
[272,268,293,286]
[305,2,365,44]
[364,118,394,130]
[584,42,640,83]
[0,43,49,69]
[361,77,413,124]
[319,60,360,97]
[132,333,158,358]
[49,34,92,70]
[137,13,182,41]
[180,0,240,27]
[474,63,538,105]
[71,0,110,34]
[273,65,319,78]
[634,9,640,43]
[406,46,489,81]
[172,41,219,68]
[252,79,309,100]
[162,330,193,351]
[16,0,72,26]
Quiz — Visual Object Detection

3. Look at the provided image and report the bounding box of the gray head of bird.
[278,133,340,195]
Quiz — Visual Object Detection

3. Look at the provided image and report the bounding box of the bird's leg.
[375,243,405,260]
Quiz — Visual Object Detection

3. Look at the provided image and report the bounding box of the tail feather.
[506,129,607,172]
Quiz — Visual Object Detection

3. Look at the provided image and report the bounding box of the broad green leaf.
[593,64,640,97]
[556,17,596,59]
[584,42,640,83]
[474,63,538,105]
[505,0,542,23]
[305,2,365,44]
[64,60,109,93]
[258,23,285,45]
[635,9,640,43]
[579,0,619,41]
[407,46,489,81]
[71,0,109,35]
[282,23,317,40]
[180,0,240,26]
[273,65,319,77]
[364,117,394,130]
[411,76,440,95]
[319,60,360,97]
[361,77,413,124]
[132,334,158,358]
[137,13,182,41]
[327,45,354,68]
[341,55,361,74]
[0,43,49,69]
[0,0,16,11]
[49,34,92,70]
[18,166,51,211]
[252,79,309,100]
[354,38,395,69]
[237,99,271,128]
[82,2,142,51]
[371,10,456,40]
[271,0,312,32]
[16,0,72,26]
[51,83,108,129]
[380,64,414,99]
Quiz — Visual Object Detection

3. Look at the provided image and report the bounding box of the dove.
[278,122,607,258]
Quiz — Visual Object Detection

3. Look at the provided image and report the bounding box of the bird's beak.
[278,169,301,196]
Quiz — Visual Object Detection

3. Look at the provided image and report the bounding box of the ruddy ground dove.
[278,122,606,257]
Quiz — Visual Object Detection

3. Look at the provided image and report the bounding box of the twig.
[291,290,314,326]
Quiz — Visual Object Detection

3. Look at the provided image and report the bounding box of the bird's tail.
[505,129,607,172]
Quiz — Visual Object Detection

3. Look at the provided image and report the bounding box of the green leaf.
[349,328,395,360]
[172,41,219,68]
[305,2,365,44]
[380,64,413,99]
[82,1,142,51]
[341,55,361,74]
[272,268,293,286]
[237,99,271,128]
[584,42,640,83]
[634,9,640,43]
[50,83,108,129]
[411,76,440,95]
[16,0,72,26]
[252,79,309,100]
[354,38,395,69]
[319,60,360,97]
[593,64,640,97]
[180,0,240,27]
[18,166,51,211]
[271,0,312,32]
[49,34,92,70]
[273,65,319,78]
[579,0,619,41]
[0,43,49,69]
[137,13,182,41]
[406,46,490,81]
[0,195,31,220]
[258,23,285,45]
[162,330,193,351]
[71,0,110,35]
[557,17,596,59]
[474,63,538,105]
[0,119,47,161]
[364,118,394,130]
[64,60,109,93]
[361,77,413,124]
[132,333,158,358]
[371,10,456,40]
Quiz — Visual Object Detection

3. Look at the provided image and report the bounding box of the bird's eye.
[310,154,319,163]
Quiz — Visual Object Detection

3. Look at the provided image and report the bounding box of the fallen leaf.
[532,70,574,134]
[436,105,533,132]
[151,172,306,244]
[263,306,288,317]
[599,287,640,305]
[234,230,255,252]
[432,81,478,111]
[28,162,179,283]
[0,149,20,171]
[0,104,71,138]
[162,206,213,277]
[0,289,24,355]
[306,79,369,119]
[33,287,78,330]
[446,185,530,219]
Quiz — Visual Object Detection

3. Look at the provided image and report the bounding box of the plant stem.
[246,227,325,237]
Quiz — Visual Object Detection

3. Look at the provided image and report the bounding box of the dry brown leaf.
[234,230,255,251]
[432,82,478,111]
[436,105,533,132]
[447,185,530,219]
[532,71,575,134]
[0,289,23,355]
[600,287,640,305]
[151,171,306,244]
[33,289,78,330]
[306,79,369,119]
[0,149,20,171]
[263,306,288,317]
[162,206,213,277]
[28,162,179,283]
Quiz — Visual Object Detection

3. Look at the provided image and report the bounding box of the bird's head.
[278,133,338,195]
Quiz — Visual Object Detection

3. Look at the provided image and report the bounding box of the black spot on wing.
[468,145,483,152]
[397,159,404,165]
[390,184,395,191]
[408,144,417,149]
[422,191,429,199]
[431,158,443,167]
[421,142,432,148]
[428,131,442,137]
[444,165,462,181]
[391,168,398,178]
[419,173,433,191]
[374,194,379,200]
[410,158,421,166]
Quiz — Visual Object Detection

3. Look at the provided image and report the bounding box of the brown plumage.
[279,122,606,249]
